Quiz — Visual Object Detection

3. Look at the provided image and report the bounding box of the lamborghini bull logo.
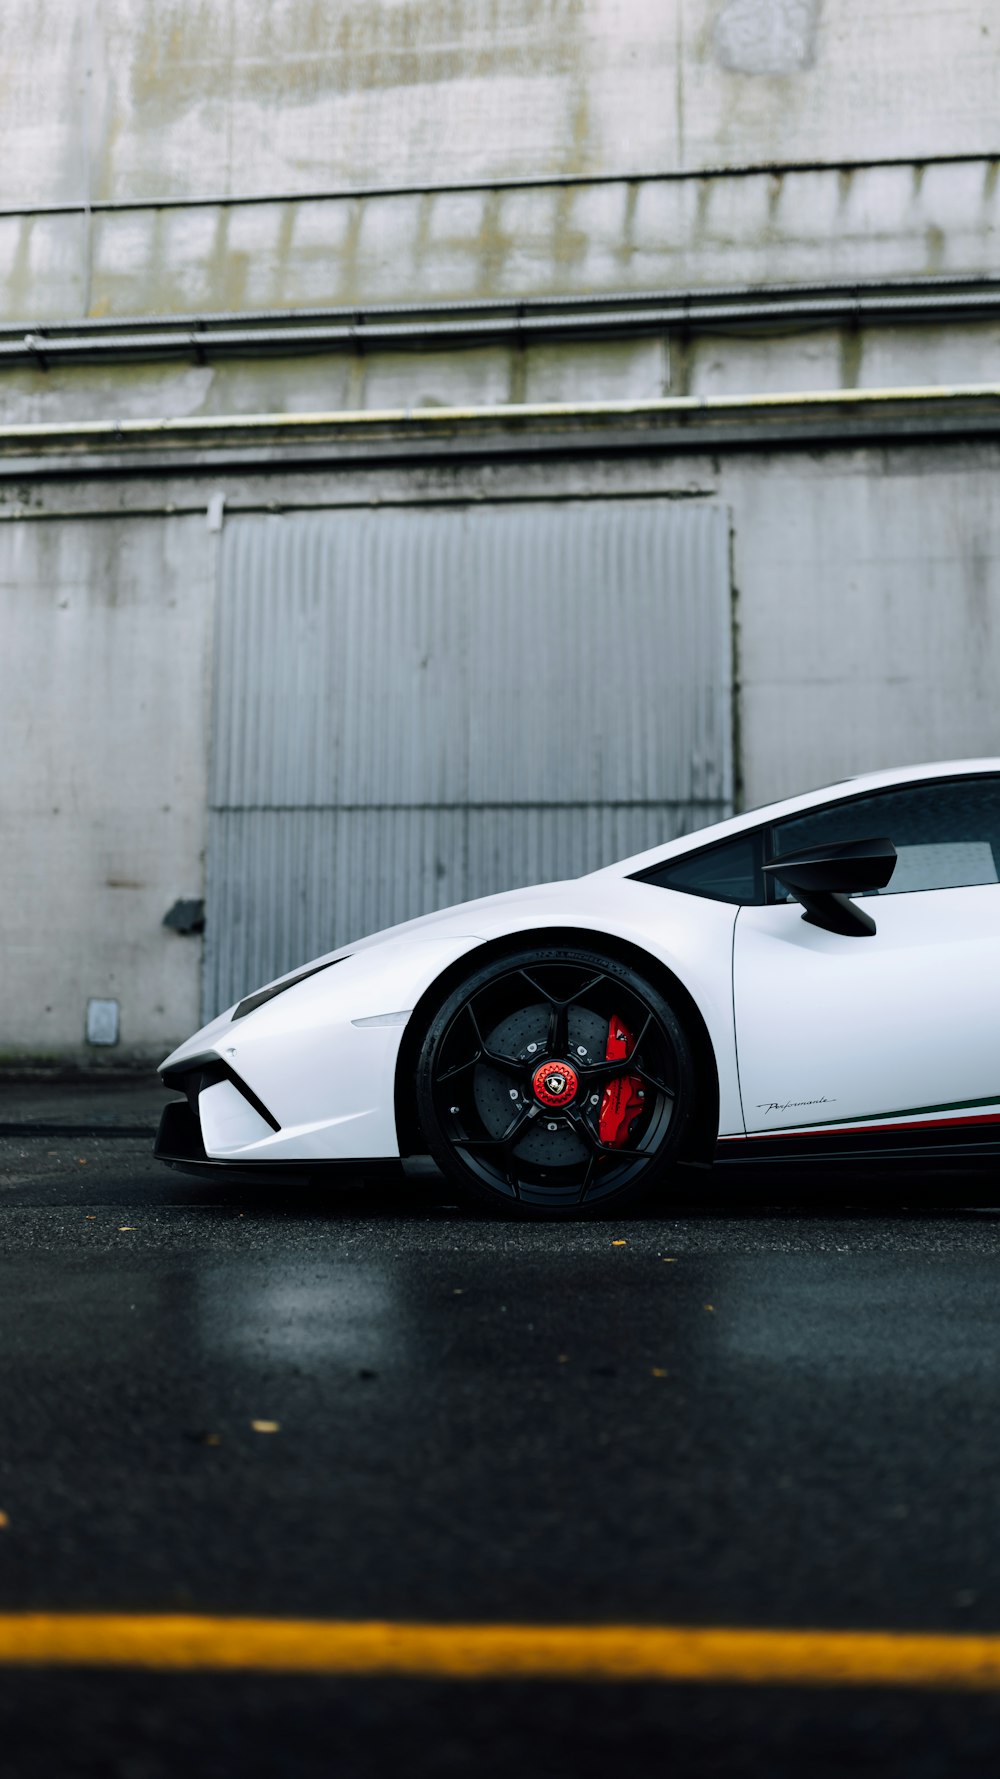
[532,1061,579,1108]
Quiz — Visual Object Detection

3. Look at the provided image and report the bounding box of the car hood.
[326,875,576,959]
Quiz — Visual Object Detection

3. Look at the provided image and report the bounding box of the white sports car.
[156,760,1000,1216]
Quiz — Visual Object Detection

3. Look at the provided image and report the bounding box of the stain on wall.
[4,1,999,211]
[713,0,821,76]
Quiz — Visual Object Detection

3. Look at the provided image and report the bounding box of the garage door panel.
[204,502,733,1020]
[465,503,730,804]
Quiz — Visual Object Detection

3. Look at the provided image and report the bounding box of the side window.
[633,832,764,905]
[769,776,1000,897]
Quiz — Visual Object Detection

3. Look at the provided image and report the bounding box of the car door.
[733,774,1000,1142]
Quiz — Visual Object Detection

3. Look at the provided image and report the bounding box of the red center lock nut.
[531,1061,579,1109]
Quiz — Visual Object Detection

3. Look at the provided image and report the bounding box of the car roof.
[592,758,1000,880]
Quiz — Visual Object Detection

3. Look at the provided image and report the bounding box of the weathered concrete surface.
[4,0,998,210]
[726,445,1000,802]
[0,515,212,1064]
[2,2,998,342]
[3,160,998,329]
[0,339,672,426]
[5,320,1000,427]
[1,4,996,421]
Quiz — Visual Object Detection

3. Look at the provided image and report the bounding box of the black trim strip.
[716,1123,1000,1165]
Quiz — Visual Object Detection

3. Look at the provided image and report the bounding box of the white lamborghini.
[156,760,1000,1215]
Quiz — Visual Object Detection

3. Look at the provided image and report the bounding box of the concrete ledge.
[1,384,999,481]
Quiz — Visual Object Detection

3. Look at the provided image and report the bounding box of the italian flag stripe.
[721,1097,1000,1142]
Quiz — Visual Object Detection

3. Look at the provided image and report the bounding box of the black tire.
[415,944,695,1218]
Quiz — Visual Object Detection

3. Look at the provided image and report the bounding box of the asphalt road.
[3,1122,1000,1776]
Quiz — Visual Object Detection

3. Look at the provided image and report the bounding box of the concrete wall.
[1,2,997,333]
[727,446,1000,801]
[7,159,1000,325]
[1,3,996,421]
[1,512,213,1062]
[5,320,1000,429]
[5,0,998,209]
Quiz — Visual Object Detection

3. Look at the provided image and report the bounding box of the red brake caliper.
[597,1016,646,1147]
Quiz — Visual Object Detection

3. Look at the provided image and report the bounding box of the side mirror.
[763,837,897,937]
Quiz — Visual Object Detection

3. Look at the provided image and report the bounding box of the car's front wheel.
[415,945,695,1217]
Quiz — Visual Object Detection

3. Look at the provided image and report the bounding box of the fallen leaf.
[0,1512,9,1529]
[704,1304,715,1312]
[663,1258,678,1264]
[84,1215,96,1221]
[118,1226,135,1232]
[611,1240,627,1247]
[76,1158,87,1166]
[251,1420,280,1433]
[651,1368,668,1378]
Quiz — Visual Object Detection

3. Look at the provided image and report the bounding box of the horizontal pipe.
[0,383,998,449]
[2,273,995,339]
[1,149,996,220]
[7,286,1000,371]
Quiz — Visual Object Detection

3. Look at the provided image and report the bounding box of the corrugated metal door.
[204,501,732,1018]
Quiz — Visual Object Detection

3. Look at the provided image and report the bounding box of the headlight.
[232,957,346,1021]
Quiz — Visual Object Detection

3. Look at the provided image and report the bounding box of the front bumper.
[153,1096,404,1185]
[157,934,485,1166]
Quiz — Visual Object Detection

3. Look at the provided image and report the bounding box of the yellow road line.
[0,1617,999,1688]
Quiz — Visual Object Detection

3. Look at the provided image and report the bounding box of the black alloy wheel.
[415,945,694,1217]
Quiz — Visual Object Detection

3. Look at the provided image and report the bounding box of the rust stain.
[553,186,589,275]
[924,223,946,272]
[766,171,783,222]
[128,0,586,112]
[839,325,863,390]
[621,179,639,265]
[6,219,37,321]
[475,187,512,298]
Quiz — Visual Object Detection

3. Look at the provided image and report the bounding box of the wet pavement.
[2,1101,1000,1774]
[0,1072,167,1132]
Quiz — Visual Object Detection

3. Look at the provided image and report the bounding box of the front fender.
[172,935,485,1162]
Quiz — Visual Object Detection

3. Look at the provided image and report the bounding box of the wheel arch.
[393,926,720,1164]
